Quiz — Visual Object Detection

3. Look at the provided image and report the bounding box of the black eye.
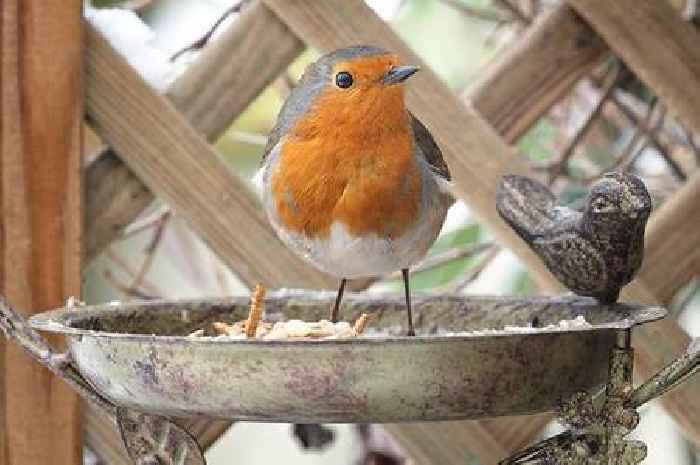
[335,71,354,89]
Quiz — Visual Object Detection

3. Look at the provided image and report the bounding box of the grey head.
[583,172,652,233]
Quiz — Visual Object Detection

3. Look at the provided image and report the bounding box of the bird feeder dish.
[29,292,665,423]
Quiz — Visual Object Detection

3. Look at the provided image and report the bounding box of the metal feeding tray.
[29,291,664,424]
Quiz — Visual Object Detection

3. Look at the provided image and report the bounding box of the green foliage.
[90,0,126,7]
[400,223,485,290]
[519,118,557,163]
[394,0,503,90]
[509,269,536,296]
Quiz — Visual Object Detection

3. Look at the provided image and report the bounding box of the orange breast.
[271,84,422,239]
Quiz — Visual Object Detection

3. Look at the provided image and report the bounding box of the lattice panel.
[83,1,700,464]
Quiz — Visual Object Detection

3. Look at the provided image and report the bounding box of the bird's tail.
[496,175,557,238]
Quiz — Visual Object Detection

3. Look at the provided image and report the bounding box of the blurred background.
[83,0,700,464]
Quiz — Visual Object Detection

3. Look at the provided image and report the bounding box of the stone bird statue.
[496,172,652,303]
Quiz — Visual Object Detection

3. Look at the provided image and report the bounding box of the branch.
[169,0,253,61]
[440,0,509,23]
[539,66,621,183]
[492,0,531,24]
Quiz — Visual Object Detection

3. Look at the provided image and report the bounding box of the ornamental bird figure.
[259,46,454,335]
[496,172,652,303]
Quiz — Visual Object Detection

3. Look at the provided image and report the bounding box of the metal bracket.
[0,297,207,465]
[501,330,700,465]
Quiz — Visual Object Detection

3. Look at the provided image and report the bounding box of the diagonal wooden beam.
[621,174,700,444]
[84,8,307,462]
[85,1,305,262]
[468,3,608,143]
[85,23,331,290]
[635,176,700,306]
[568,0,700,138]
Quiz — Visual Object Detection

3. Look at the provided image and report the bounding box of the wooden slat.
[0,2,83,464]
[84,8,306,463]
[166,3,304,140]
[84,406,129,465]
[468,3,607,143]
[568,0,700,138]
[86,152,153,261]
[621,174,700,444]
[85,1,305,261]
[85,23,332,290]
[636,175,700,305]
[384,417,549,465]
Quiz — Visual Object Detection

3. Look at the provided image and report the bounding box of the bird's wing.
[262,64,327,165]
[409,113,451,181]
[533,232,608,295]
[496,175,561,238]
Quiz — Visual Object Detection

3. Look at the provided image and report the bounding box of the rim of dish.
[28,294,667,345]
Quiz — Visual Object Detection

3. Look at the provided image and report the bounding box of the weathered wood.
[86,151,153,261]
[86,24,331,289]
[168,2,304,140]
[84,8,306,463]
[468,3,607,143]
[84,406,130,465]
[637,175,700,305]
[0,2,83,464]
[620,174,700,445]
[86,1,305,261]
[385,417,547,465]
[568,0,700,138]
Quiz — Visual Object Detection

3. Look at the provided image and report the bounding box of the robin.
[260,46,454,336]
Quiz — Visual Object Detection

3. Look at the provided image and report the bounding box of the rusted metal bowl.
[30,291,665,423]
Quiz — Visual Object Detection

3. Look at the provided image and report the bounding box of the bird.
[259,45,454,336]
[496,172,652,304]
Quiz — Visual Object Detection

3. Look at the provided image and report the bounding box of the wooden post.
[0,2,83,465]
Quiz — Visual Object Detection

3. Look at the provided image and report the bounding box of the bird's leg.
[330,278,347,322]
[402,269,415,336]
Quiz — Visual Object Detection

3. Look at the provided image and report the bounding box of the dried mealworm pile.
[188,284,373,340]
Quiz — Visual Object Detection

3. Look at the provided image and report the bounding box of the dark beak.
[382,65,420,85]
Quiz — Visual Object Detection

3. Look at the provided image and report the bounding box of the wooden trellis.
[2,1,700,464]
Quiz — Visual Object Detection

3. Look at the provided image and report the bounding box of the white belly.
[272,215,445,278]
